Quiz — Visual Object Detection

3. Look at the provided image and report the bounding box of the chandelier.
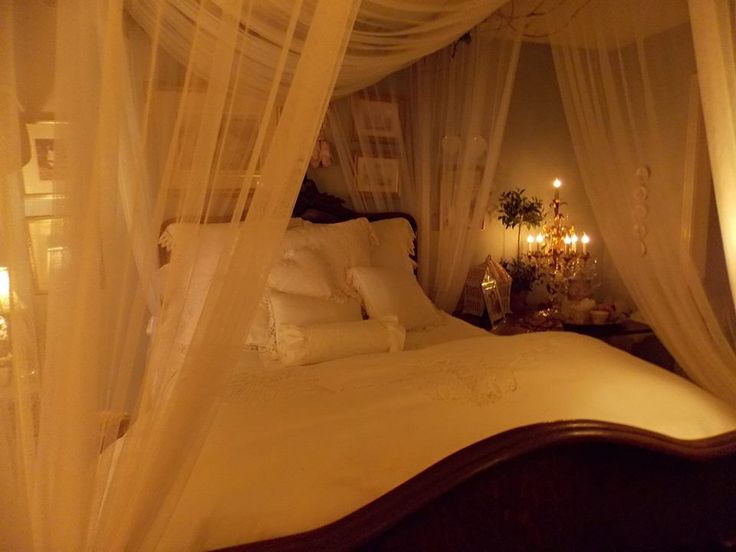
[525,179,593,305]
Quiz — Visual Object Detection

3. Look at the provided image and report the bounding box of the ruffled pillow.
[268,248,335,298]
[270,290,362,328]
[348,266,442,330]
[277,317,405,366]
[280,218,377,296]
[244,292,276,355]
[370,218,417,275]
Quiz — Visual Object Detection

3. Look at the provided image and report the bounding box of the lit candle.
[526,234,534,253]
[563,235,572,254]
[553,178,562,200]
[571,233,578,253]
[581,233,590,254]
[535,233,544,252]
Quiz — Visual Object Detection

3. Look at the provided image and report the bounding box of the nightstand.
[477,311,676,372]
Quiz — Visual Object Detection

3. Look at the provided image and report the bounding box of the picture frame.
[353,99,401,140]
[24,194,62,217]
[23,122,59,195]
[481,279,506,326]
[356,156,400,194]
[26,216,63,294]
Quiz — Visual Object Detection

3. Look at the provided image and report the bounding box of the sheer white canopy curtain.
[549,0,736,403]
[2,0,360,550]
[688,0,736,310]
[3,0,510,550]
[329,24,522,311]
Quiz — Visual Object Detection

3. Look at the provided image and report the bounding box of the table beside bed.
[456,310,677,371]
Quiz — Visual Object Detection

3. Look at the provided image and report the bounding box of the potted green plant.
[496,187,545,258]
[496,188,544,312]
[501,258,538,313]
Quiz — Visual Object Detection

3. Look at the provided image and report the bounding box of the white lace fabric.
[164,331,736,550]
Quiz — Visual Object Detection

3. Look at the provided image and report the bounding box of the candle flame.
[526,234,535,244]
[553,178,562,189]
[581,233,590,244]
[535,233,544,243]
[571,234,579,243]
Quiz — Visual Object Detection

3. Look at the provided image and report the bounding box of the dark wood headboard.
[158,178,417,266]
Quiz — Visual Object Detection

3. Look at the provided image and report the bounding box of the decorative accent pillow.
[270,290,362,328]
[244,291,276,355]
[277,317,405,367]
[279,218,378,296]
[267,248,335,298]
[348,266,443,330]
[159,218,304,253]
[370,218,417,274]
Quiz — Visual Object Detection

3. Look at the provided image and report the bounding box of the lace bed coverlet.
[161,332,736,550]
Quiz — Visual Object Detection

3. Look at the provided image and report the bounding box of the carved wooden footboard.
[218,420,736,552]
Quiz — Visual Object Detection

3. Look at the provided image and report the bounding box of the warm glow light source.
[553,178,562,189]
[0,267,9,311]
[571,234,579,243]
[563,236,572,245]
[526,234,535,244]
[581,233,590,244]
[535,233,544,243]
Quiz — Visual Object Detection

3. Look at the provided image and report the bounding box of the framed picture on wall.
[353,99,401,140]
[23,122,59,195]
[356,156,400,194]
[26,216,64,293]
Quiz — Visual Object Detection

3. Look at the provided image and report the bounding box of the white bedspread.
[158,330,736,551]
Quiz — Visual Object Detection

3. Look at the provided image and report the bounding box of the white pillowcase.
[348,266,442,330]
[159,218,305,254]
[280,218,377,296]
[244,292,276,354]
[370,218,417,275]
[270,290,362,328]
[277,317,405,366]
[268,248,335,298]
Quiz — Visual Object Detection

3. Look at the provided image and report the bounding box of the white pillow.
[268,248,335,298]
[270,290,362,328]
[159,218,304,253]
[280,218,377,296]
[277,317,405,366]
[370,218,417,275]
[244,292,276,355]
[348,266,442,330]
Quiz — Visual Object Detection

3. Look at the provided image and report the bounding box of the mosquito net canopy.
[1,0,735,549]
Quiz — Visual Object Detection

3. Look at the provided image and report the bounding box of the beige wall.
[13,0,56,121]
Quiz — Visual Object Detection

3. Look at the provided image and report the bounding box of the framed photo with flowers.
[355,156,400,194]
[353,99,401,141]
[26,216,63,293]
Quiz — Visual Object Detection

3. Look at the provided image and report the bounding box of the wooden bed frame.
[163,179,736,550]
[220,421,736,551]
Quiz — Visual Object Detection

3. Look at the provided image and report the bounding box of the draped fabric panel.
[125,0,509,99]
[688,0,736,309]
[549,0,736,403]
[328,25,522,311]
[2,0,359,549]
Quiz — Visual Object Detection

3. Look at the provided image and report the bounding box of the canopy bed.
[142,184,736,550]
[2,0,736,551]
